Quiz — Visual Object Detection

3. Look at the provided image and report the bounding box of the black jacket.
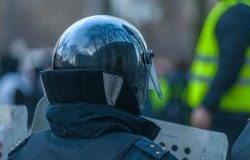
[8,103,177,160]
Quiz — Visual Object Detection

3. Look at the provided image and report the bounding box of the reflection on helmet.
[53,15,161,108]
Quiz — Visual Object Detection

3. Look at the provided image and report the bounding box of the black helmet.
[51,15,162,110]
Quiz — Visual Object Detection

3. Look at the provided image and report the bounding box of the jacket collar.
[46,103,160,140]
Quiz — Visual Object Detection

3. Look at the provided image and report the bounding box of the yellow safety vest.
[186,1,250,112]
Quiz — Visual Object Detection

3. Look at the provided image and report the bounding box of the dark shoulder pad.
[8,135,32,157]
[134,138,174,160]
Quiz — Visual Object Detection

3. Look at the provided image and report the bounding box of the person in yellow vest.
[186,0,250,154]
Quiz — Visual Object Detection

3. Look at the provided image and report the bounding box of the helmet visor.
[148,60,163,99]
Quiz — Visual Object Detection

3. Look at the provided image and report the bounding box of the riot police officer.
[8,15,177,160]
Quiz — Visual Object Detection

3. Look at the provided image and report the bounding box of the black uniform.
[8,103,177,160]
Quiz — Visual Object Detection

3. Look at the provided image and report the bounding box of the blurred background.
[0,0,217,58]
[0,0,218,127]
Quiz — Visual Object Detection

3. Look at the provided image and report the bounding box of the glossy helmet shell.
[53,15,152,107]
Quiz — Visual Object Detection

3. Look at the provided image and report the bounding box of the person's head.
[41,15,161,115]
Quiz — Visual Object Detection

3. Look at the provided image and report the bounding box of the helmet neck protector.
[41,69,140,115]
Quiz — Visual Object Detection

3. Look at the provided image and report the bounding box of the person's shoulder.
[8,129,51,159]
[133,138,178,160]
[216,3,250,42]
[124,138,178,160]
[221,3,250,23]
[8,135,32,159]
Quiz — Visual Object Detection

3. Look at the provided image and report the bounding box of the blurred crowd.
[142,56,189,125]
[0,39,52,128]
